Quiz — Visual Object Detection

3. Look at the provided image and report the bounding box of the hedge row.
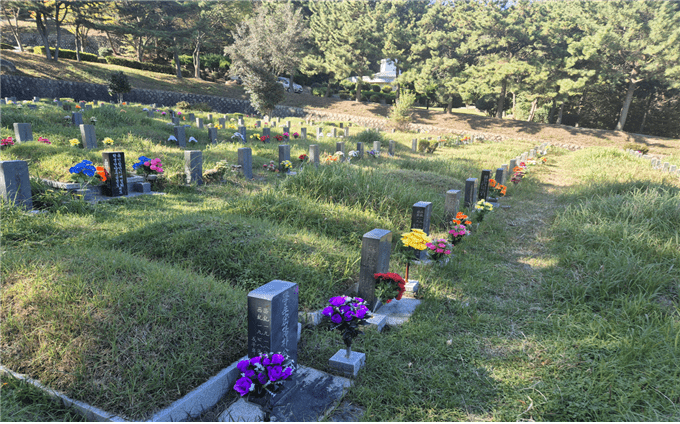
[105,56,192,77]
[32,46,103,63]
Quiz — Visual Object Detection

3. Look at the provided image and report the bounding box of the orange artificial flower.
[96,166,107,182]
[464,220,472,225]
[453,219,461,225]
[489,179,497,187]
[455,212,468,220]
[513,166,523,173]
[75,105,81,109]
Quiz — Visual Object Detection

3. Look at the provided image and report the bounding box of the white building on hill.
[348,59,397,87]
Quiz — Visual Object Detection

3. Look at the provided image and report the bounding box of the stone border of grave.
[625,149,680,180]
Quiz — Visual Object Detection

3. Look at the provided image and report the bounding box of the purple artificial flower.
[257,372,268,385]
[268,365,283,382]
[282,367,293,379]
[250,356,262,366]
[355,307,367,319]
[355,297,365,303]
[244,369,255,379]
[322,306,334,316]
[263,357,271,366]
[329,296,346,307]
[237,360,250,373]
[234,377,253,396]
[339,305,351,315]
[331,313,343,324]
[271,353,285,365]
[344,311,354,321]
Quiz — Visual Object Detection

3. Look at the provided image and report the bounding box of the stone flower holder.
[329,348,366,378]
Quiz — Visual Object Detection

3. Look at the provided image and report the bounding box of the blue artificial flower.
[82,164,96,177]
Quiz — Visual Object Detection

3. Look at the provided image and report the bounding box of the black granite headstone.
[263,127,271,142]
[411,201,432,261]
[72,112,84,126]
[247,280,299,364]
[102,152,128,197]
[464,178,477,208]
[358,229,392,310]
[478,170,491,201]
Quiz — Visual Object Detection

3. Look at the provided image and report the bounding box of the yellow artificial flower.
[102,137,114,145]
[401,228,431,251]
[69,138,80,146]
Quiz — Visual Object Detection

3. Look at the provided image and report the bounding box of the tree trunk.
[395,65,400,100]
[193,41,201,80]
[548,97,557,123]
[639,90,654,134]
[615,78,638,131]
[105,31,118,55]
[556,102,565,125]
[355,80,362,102]
[289,69,295,93]
[527,98,538,122]
[325,79,332,98]
[2,7,24,52]
[447,96,453,114]
[512,91,516,118]
[426,98,429,110]
[496,78,507,119]
[173,41,182,79]
[36,12,52,60]
[75,24,81,62]
[136,35,143,62]
[574,91,587,128]
[54,2,66,62]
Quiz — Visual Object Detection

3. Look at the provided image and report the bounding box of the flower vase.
[345,344,352,359]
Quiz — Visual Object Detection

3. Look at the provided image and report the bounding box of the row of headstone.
[632,151,680,179]
[12,122,98,149]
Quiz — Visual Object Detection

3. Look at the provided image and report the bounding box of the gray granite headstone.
[358,229,392,310]
[0,160,33,210]
[309,145,320,168]
[412,139,417,152]
[411,201,432,261]
[72,112,84,126]
[208,128,218,145]
[219,117,226,128]
[174,126,187,148]
[285,120,291,128]
[147,110,154,118]
[13,123,33,143]
[283,127,289,138]
[79,124,97,149]
[238,118,244,126]
[102,151,128,197]
[529,149,536,159]
[238,126,247,141]
[188,113,195,122]
[373,141,381,154]
[84,104,92,110]
[173,117,180,125]
[279,144,291,169]
[445,189,461,220]
[301,128,307,140]
[662,162,670,172]
[184,150,203,185]
[316,127,323,138]
[262,127,271,141]
[207,113,212,121]
[478,170,491,201]
[336,142,345,160]
[500,165,509,185]
[508,159,518,173]
[196,118,204,129]
[331,127,337,138]
[344,128,349,137]
[357,142,365,159]
[238,147,253,179]
[495,168,505,188]
[33,96,40,102]
[247,280,299,364]
[255,120,261,128]
[464,178,478,208]
[389,140,395,157]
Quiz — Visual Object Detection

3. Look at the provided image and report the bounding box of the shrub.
[369,94,381,103]
[202,53,230,70]
[310,82,321,89]
[417,140,438,154]
[371,84,381,93]
[350,129,384,145]
[624,142,649,154]
[175,101,191,110]
[108,71,131,103]
[312,87,327,97]
[339,93,351,100]
[382,85,392,94]
[104,56,192,77]
[179,54,193,67]
[32,46,99,63]
[98,47,113,57]
[390,90,416,129]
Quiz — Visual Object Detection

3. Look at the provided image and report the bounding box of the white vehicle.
[277,77,303,93]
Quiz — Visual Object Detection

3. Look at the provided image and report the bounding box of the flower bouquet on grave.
[322,296,371,358]
[38,137,51,145]
[367,149,379,159]
[400,228,432,280]
[348,150,359,163]
[283,132,290,141]
[188,136,198,144]
[251,133,261,142]
[474,199,493,222]
[275,135,284,142]
[487,179,506,201]
[425,238,452,264]
[102,137,114,146]
[373,273,406,305]
[449,212,472,246]
[69,160,107,188]
[132,156,164,180]
[260,135,270,143]
[292,132,300,139]
[279,160,293,174]
[1,137,14,150]
[69,138,81,147]
[233,352,295,400]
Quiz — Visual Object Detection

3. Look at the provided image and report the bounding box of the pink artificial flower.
[438,243,446,248]
[144,161,150,166]
[436,248,444,253]
[445,250,451,254]
[426,243,435,249]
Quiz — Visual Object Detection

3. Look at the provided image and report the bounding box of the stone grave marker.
[207,113,212,121]
[529,149,536,159]
[464,178,478,208]
[55,100,62,107]
[331,127,337,138]
[188,113,195,122]
[184,150,203,185]
[72,112,84,126]
[336,141,345,159]
[670,165,678,174]
[520,152,528,161]
[411,201,432,261]
[218,117,226,128]
[238,147,253,179]
[478,170,491,201]
[0,99,5,105]
[84,105,92,110]
[309,145,320,168]
[255,120,261,128]
[445,190,461,220]
[238,118,244,126]
[391,129,396,133]
[662,162,670,172]
[27,104,37,110]
[283,126,289,137]
[208,128,218,145]
[79,124,97,149]
[33,96,40,102]
[147,110,154,118]
[389,140,395,157]
[495,168,505,187]
[358,229,392,310]
[509,159,518,172]
[344,128,349,137]
[63,104,72,111]
[373,141,381,154]
[500,165,509,184]
[263,127,271,141]
[12,123,33,143]
[412,139,417,152]
[79,101,86,109]
[102,152,128,197]
[301,128,307,140]
[247,280,299,364]
[238,126,247,141]
[279,144,291,168]
[173,126,187,148]
[357,142,365,159]
[0,160,33,210]
[285,120,291,128]
[316,127,323,138]
[196,118,204,129]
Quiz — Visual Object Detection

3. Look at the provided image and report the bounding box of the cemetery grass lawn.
[2,110,680,418]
